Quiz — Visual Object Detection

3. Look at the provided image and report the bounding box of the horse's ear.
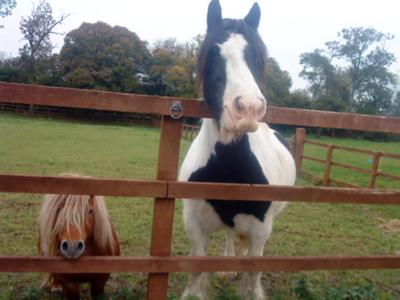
[207,0,222,30]
[244,2,261,30]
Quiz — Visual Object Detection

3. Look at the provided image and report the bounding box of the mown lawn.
[0,113,400,299]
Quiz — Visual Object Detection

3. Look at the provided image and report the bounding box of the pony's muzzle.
[60,240,85,259]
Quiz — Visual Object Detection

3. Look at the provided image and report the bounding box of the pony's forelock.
[93,195,116,254]
[38,194,116,256]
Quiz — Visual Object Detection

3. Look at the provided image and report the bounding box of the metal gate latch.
[169,100,183,119]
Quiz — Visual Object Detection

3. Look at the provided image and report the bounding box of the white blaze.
[218,33,265,138]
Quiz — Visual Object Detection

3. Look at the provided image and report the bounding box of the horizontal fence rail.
[0,174,167,197]
[299,134,400,188]
[1,255,400,273]
[1,174,400,205]
[2,82,400,133]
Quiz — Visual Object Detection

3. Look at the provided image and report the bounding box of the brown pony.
[38,192,120,299]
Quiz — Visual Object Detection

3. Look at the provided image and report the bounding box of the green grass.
[1,113,400,299]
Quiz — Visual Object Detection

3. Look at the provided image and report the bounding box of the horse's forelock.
[197,19,268,98]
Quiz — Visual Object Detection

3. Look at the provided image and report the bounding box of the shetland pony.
[38,193,120,299]
[179,1,296,299]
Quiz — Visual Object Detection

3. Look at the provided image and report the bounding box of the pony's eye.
[88,209,94,214]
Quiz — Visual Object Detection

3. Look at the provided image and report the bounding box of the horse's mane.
[196,19,268,97]
[38,193,116,256]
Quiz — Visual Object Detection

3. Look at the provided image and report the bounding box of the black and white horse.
[179,0,296,299]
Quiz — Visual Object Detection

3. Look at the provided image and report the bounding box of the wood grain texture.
[323,145,334,186]
[303,155,326,164]
[147,117,182,300]
[2,82,400,133]
[331,161,371,175]
[168,182,400,204]
[1,255,400,273]
[294,128,307,170]
[0,174,166,197]
[1,174,399,204]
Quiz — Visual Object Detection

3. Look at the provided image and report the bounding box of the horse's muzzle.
[223,98,266,133]
[60,240,85,259]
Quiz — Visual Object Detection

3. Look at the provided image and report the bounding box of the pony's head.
[198,0,268,141]
[38,194,116,259]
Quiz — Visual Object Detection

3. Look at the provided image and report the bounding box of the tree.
[389,91,400,117]
[299,49,336,99]
[145,37,200,97]
[326,27,396,114]
[265,57,292,106]
[300,27,397,115]
[285,89,312,109]
[59,22,150,92]
[0,57,29,82]
[299,50,350,112]
[0,0,16,28]
[19,0,68,75]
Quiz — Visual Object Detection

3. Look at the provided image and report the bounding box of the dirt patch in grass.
[379,219,400,233]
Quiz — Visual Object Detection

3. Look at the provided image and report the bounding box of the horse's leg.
[182,228,210,300]
[50,278,63,297]
[63,283,80,300]
[90,276,108,298]
[218,229,237,280]
[182,199,223,300]
[239,219,273,300]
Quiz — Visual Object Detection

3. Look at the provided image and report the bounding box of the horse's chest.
[188,135,270,227]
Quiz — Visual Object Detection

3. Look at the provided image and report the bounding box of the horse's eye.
[88,209,94,214]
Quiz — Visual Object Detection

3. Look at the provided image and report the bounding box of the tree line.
[1,0,399,116]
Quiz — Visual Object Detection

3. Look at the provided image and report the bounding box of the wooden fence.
[0,101,161,126]
[294,128,400,188]
[1,82,400,299]
[182,124,200,140]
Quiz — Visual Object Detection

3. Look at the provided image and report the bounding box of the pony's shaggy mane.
[38,194,116,256]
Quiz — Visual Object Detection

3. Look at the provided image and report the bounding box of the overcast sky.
[1,0,400,90]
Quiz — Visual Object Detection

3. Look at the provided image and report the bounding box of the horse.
[179,0,296,299]
[38,192,120,300]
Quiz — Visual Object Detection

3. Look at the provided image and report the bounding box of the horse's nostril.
[234,96,245,111]
[77,241,84,251]
[257,99,266,115]
[61,241,68,252]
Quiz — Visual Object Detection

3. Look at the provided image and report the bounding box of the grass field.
[1,113,400,300]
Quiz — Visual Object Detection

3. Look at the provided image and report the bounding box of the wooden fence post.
[368,152,382,189]
[323,145,334,186]
[147,116,182,300]
[29,104,35,114]
[294,128,306,172]
[190,127,195,140]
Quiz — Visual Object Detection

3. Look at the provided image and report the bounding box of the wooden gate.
[1,82,400,299]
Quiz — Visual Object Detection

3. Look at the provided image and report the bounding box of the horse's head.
[198,0,268,140]
[39,193,116,260]
[56,195,95,259]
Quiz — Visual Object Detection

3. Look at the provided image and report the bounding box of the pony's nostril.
[77,241,84,251]
[61,241,68,252]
